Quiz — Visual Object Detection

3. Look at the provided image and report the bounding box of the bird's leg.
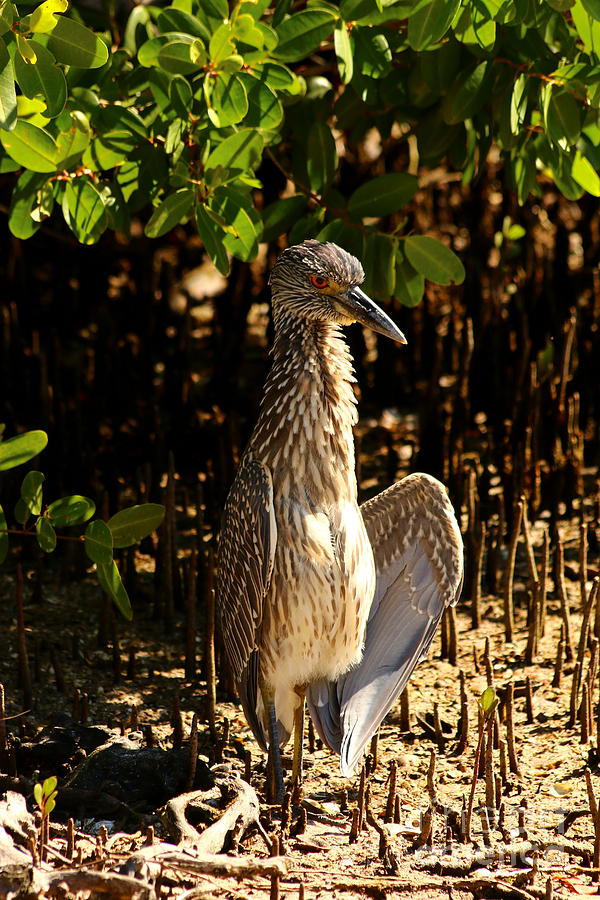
[260,683,284,803]
[291,686,306,802]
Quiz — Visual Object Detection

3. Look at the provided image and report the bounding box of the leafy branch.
[0,428,165,619]
[0,0,599,303]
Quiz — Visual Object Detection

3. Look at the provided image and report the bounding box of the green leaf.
[107,503,165,548]
[0,430,48,471]
[0,118,58,172]
[207,73,248,127]
[252,61,299,92]
[96,559,132,620]
[197,0,229,19]
[47,16,109,69]
[165,117,185,156]
[0,504,8,564]
[353,29,392,78]
[510,74,528,135]
[572,151,600,196]
[404,235,465,285]
[471,2,496,49]
[545,87,582,147]
[334,21,353,83]
[571,0,600,52]
[363,233,395,300]
[394,249,425,307]
[441,61,489,124]
[55,110,91,167]
[47,495,95,527]
[204,129,264,181]
[0,39,17,131]
[157,7,210,41]
[42,775,57,796]
[0,3,16,35]
[14,498,30,525]
[33,784,43,807]
[238,73,283,129]
[218,54,244,73]
[169,75,193,118]
[92,105,147,140]
[306,121,337,192]
[84,519,113,565]
[29,0,68,33]
[340,0,381,21]
[240,21,278,60]
[189,38,207,66]
[505,223,526,240]
[15,96,49,127]
[14,41,67,120]
[44,795,56,815]
[213,186,262,261]
[408,0,461,51]
[480,685,497,714]
[581,0,600,18]
[84,130,137,170]
[63,177,107,245]
[273,10,337,62]
[195,203,229,274]
[348,173,418,219]
[8,170,45,238]
[30,182,54,223]
[513,154,537,205]
[408,47,447,108]
[209,22,235,62]
[138,31,195,67]
[261,195,307,242]
[232,12,268,48]
[145,187,194,238]
[158,40,202,75]
[21,470,44,516]
[16,35,37,64]
[36,516,57,552]
[453,1,496,49]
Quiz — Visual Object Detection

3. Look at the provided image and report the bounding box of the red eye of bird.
[310,275,329,289]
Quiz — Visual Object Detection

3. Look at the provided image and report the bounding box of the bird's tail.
[307,589,443,777]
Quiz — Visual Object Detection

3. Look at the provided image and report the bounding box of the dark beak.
[341,285,407,344]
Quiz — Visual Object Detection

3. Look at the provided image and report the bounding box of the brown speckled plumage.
[217,240,463,776]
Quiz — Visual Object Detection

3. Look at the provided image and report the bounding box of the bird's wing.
[307,473,463,776]
[216,456,276,750]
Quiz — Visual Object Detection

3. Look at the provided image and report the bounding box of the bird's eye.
[310,275,329,289]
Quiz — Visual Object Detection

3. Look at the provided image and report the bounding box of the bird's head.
[269,239,407,344]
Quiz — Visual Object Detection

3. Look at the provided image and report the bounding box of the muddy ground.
[1,442,599,900]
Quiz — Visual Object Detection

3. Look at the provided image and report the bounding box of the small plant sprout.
[34,775,58,819]
[34,775,58,861]
[463,686,498,843]
[480,686,498,719]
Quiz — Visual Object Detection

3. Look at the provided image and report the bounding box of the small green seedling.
[33,775,58,861]
[463,686,498,843]
[34,775,58,819]
[479,685,498,719]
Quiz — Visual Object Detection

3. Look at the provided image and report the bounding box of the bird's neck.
[248,309,359,498]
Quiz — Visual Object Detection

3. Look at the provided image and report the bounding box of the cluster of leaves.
[0,0,599,306]
[0,427,165,618]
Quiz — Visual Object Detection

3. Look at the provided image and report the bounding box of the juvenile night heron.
[217,240,463,793]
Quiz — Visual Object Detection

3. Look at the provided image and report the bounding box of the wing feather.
[307,472,463,776]
[216,456,276,749]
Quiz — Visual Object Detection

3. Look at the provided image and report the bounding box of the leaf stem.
[0,528,84,542]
